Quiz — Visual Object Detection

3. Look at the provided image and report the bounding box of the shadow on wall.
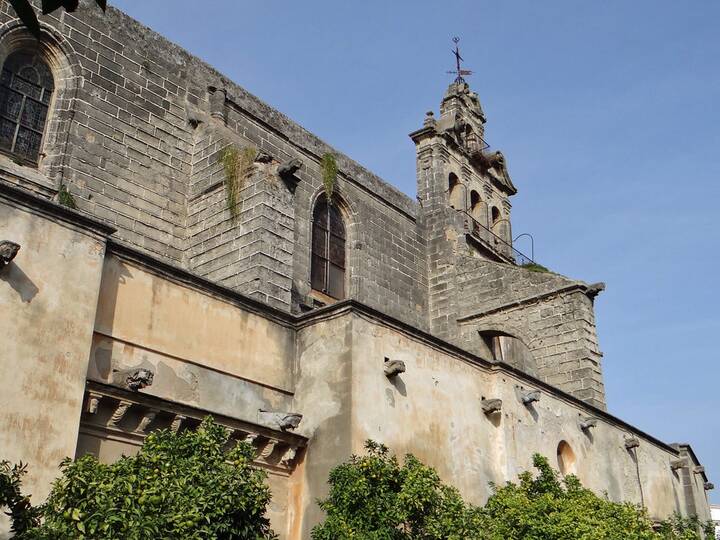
[1,261,39,302]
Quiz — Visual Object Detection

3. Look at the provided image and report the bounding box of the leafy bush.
[313,442,713,540]
[312,440,482,539]
[2,417,276,539]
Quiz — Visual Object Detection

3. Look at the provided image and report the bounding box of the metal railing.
[462,211,534,266]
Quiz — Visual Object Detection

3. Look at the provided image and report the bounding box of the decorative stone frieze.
[80,386,306,473]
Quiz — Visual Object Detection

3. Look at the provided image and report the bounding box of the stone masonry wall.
[0,2,428,327]
[454,258,606,409]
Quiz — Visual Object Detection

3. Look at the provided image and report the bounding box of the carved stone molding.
[85,392,103,414]
[81,384,307,474]
[170,414,186,433]
[108,400,133,427]
[135,411,157,434]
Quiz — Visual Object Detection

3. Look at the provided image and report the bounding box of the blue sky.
[110,1,720,502]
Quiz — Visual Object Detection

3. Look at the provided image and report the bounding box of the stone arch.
[469,189,487,225]
[448,172,464,210]
[308,187,356,303]
[0,21,81,182]
[477,326,538,377]
[557,441,577,475]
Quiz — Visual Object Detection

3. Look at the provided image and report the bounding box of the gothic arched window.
[311,199,346,300]
[0,50,54,164]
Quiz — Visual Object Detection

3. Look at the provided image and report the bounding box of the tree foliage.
[1,417,277,539]
[312,441,714,540]
[8,0,106,38]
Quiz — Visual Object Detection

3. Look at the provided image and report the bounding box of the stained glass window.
[0,51,54,163]
[311,199,346,300]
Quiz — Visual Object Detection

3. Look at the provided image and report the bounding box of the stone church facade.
[0,3,713,538]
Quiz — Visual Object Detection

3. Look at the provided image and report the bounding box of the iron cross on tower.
[448,36,473,83]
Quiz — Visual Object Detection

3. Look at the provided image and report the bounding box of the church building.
[0,3,713,538]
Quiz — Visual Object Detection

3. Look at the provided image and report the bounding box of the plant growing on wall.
[57,184,77,210]
[520,261,550,273]
[221,145,257,220]
[320,152,338,203]
[1,417,277,539]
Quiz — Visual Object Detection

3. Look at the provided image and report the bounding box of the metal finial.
[447,37,473,83]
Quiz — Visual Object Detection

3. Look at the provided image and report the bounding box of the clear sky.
[110,0,720,502]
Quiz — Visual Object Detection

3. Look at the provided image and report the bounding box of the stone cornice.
[0,179,116,239]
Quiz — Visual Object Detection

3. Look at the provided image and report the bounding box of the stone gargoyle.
[384,359,406,378]
[0,241,20,269]
[520,389,540,405]
[125,368,154,391]
[258,409,303,431]
[579,416,598,431]
[278,158,302,178]
[481,398,502,415]
[624,437,640,450]
[670,458,687,471]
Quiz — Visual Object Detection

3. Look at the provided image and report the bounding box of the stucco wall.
[0,187,109,529]
[346,312,698,520]
[94,252,295,397]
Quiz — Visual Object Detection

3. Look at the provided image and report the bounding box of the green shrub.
[313,443,714,540]
[2,417,276,539]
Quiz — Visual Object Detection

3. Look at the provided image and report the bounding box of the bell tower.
[411,74,520,338]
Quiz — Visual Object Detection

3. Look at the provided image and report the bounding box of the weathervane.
[447,36,473,83]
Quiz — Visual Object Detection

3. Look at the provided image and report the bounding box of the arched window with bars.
[0,50,54,164]
[311,198,346,300]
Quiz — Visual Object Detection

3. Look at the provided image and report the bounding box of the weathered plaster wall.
[94,252,295,396]
[347,312,701,521]
[0,186,109,521]
[292,314,354,538]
